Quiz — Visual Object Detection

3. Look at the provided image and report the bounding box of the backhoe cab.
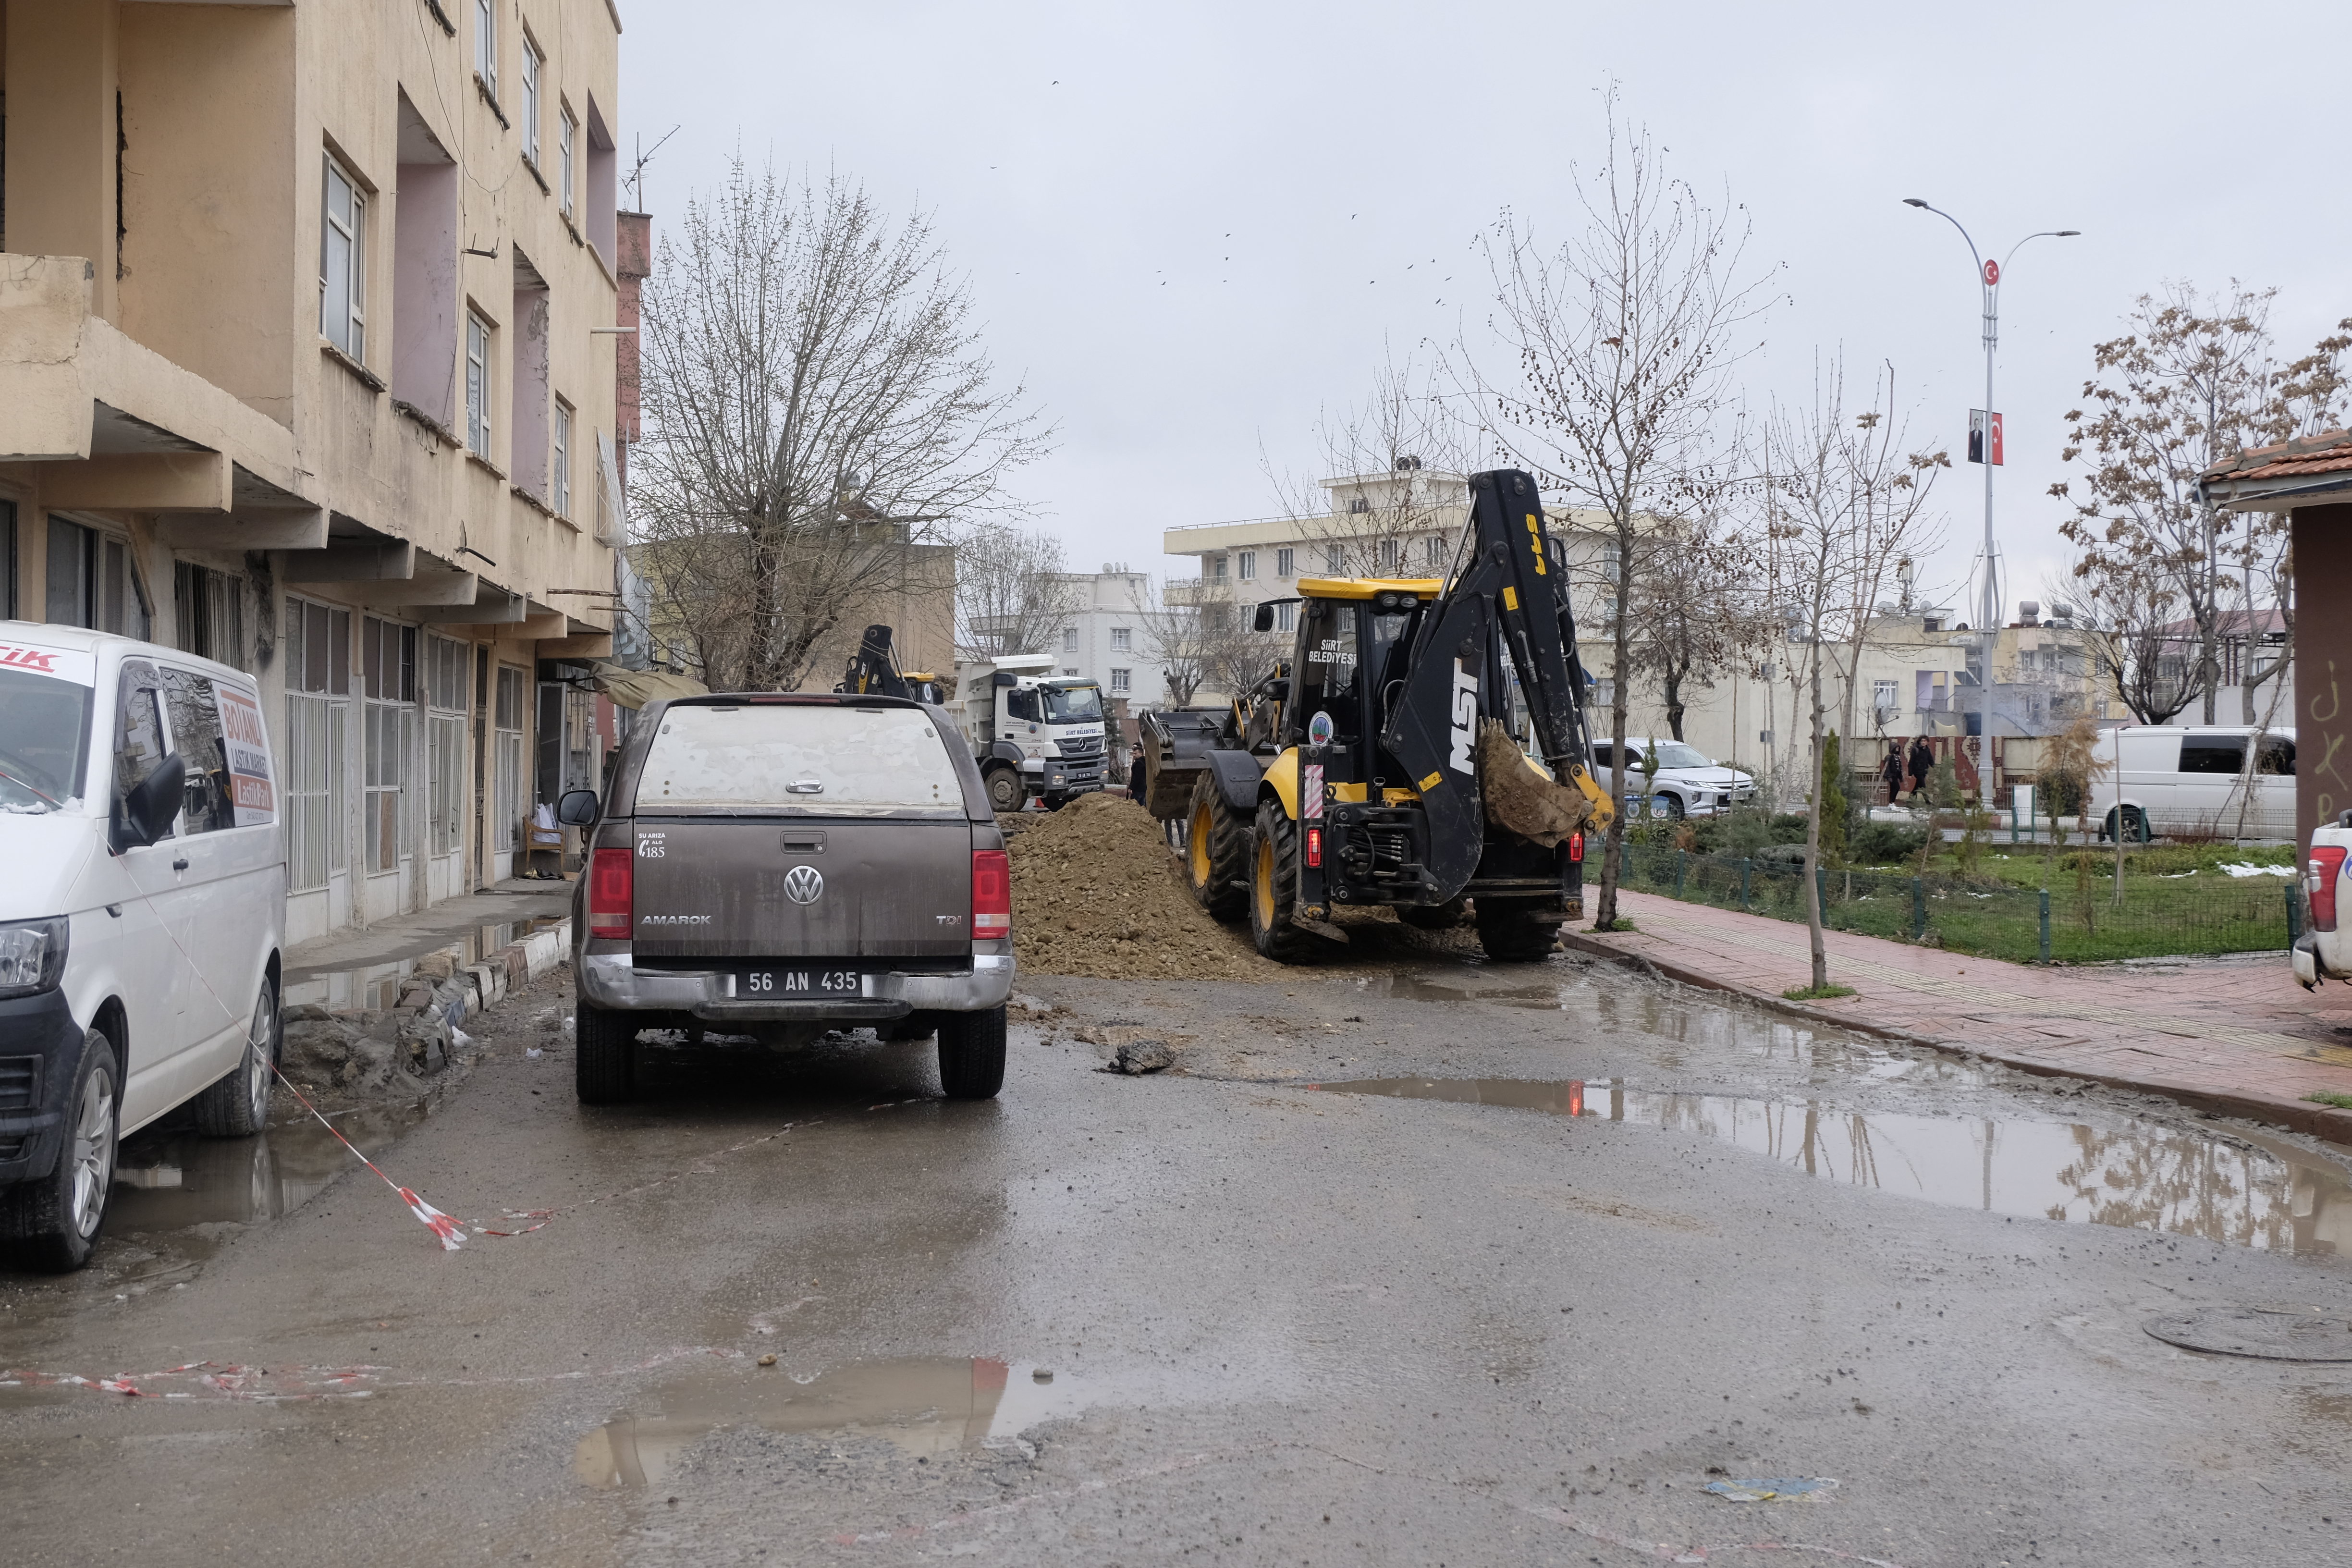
[1179,469,1613,964]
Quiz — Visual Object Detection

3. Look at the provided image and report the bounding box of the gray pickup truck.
[558,693,1013,1104]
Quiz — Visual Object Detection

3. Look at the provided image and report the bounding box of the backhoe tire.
[1249,800,1315,963]
[1474,897,1561,963]
[1399,898,1469,931]
[575,997,640,1104]
[1185,772,1251,922]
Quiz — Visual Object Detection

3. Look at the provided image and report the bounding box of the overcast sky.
[622,0,2351,616]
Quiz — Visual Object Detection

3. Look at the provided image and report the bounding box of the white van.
[0,624,285,1270]
[2088,726,2293,843]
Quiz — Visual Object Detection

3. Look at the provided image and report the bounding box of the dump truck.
[1170,468,1614,963]
[839,625,1104,811]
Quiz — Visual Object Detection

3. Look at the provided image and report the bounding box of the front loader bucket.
[1137,708,1227,819]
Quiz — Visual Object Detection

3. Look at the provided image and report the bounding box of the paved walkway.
[282,879,572,982]
[1561,888,2352,1147]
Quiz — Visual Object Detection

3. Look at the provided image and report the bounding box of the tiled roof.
[2201,429,2352,484]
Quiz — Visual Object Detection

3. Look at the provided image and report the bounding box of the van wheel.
[575,999,639,1104]
[1474,897,1562,963]
[1185,772,1251,922]
[938,1007,1007,1100]
[1250,801,1314,962]
[194,976,278,1137]
[985,769,1024,813]
[0,1028,121,1272]
[2103,805,2149,845]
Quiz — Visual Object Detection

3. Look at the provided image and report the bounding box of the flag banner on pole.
[1988,411,2004,466]
[1969,410,1986,464]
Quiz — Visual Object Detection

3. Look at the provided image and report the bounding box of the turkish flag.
[1988,411,2004,466]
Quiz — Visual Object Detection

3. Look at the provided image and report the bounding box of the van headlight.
[0,916,68,999]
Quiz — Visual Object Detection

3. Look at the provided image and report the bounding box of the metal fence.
[1614,844,2297,965]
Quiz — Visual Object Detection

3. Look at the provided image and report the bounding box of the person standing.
[1881,741,1906,804]
[1907,735,1935,799]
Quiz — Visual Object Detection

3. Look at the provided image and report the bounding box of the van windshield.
[1042,685,1102,724]
[0,666,95,813]
[637,703,965,814]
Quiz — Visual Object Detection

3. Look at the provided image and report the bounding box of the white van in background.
[2089,726,2293,843]
[0,625,285,1271]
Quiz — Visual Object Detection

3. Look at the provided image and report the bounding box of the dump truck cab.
[954,655,1107,813]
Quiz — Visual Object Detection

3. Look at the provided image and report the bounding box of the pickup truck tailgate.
[628,817,973,961]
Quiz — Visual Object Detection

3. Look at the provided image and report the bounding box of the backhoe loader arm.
[1379,469,1608,896]
[840,624,914,700]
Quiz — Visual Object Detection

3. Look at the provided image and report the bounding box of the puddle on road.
[573,1356,1085,1488]
[1352,973,1569,1008]
[110,1100,433,1233]
[283,918,564,1013]
[1312,1077,2352,1257]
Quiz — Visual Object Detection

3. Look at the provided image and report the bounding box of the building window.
[47,519,150,638]
[1325,543,1344,573]
[552,400,572,516]
[1276,547,1294,578]
[1237,550,1256,580]
[283,599,350,892]
[424,635,468,858]
[1109,626,1131,652]
[1380,538,1399,571]
[1276,601,1295,632]
[1213,556,1228,581]
[466,310,493,457]
[1063,626,1078,653]
[1110,668,1131,693]
[1063,668,1078,677]
[1872,679,1898,714]
[474,0,496,94]
[362,616,416,874]
[495,665,527,854]
[520,36,542,165]
[320,154,366,361]
[174,563,245,669]
[1425,536,1445,567]
[559,107,577,219]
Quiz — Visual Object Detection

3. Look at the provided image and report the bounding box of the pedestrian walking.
[1881,741,1905,804]
[1907,735,1934,798]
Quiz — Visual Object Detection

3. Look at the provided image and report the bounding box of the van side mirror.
[1252,602,1277,633]
[112,752,186,852]
[555,788,600,827]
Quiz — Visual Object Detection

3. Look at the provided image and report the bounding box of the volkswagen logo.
[783,864,825,905]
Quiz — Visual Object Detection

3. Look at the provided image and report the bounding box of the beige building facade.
[0,0,628,943]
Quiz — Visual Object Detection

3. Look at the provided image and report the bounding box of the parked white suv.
[0,625,285,1270]
[1588,737,1756,819]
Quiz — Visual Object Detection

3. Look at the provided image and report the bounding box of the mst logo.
[783,864,825,905]
[1447,658,1479,773]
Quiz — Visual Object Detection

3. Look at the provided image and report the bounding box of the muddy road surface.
[4,952,2351,1567]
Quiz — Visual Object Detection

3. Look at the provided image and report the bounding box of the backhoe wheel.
[1185,772,1251,922]
[1474,896,1561,963]
[985,768,1024,814]
[1399,898,1469,931]
[1249,800,1315,963]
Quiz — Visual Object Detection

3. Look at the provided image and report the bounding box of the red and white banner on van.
[0,640,97,686]
[212,683,277,826]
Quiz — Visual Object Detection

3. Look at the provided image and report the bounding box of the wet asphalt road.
[4,951,2352,1567]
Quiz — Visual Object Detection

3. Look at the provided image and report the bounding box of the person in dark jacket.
[1907,735,1935,798]
[1881,742,1905,803]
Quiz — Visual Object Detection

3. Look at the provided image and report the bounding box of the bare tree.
[635,159,1050,691]
[1624,504,1773,742]
[1471,87,1778,930]
[955,524,1086,659]
[1127,579,1250,708]
[2066,551,2199,724]
[1269,351,1480,578]
[1764,358,1950,992]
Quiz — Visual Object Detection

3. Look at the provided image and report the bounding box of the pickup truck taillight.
[972,849,1011,938]
[588,848,634,940]
[2309,845,2348,931]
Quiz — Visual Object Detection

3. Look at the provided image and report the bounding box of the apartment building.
[1042,566,1154,698]
[0,0,626,943]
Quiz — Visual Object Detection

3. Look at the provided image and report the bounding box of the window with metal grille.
[424,635,467,857]
[494,665,526,853]
[282,599,349,891]
[361,616,415,873]
[173,562,243,669]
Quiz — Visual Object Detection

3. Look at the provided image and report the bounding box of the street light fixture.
[1903,199,2079,802]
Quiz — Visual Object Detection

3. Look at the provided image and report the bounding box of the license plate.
[736,968,864,998]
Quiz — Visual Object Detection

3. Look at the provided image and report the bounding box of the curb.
[1557,927,2352,1152]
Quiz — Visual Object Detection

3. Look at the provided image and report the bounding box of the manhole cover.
[2144,1307,2352,1361]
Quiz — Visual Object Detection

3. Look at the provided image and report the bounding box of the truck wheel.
[985,769,1024,813]
[1474,897,1561,963]
[1399,898,1469,931]
[193,974,278,1137]
[575,998,640,1104]
[938,1006,1007,1100]
[1250,801,1314,962]
[0,1027,121,1272]
[1185,772,1250,922]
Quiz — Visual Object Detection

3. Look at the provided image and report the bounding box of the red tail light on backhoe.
[588,848,634,939]
[1568,831,1585,863]
[973,850,1011,938]
[2309,845,2347,931]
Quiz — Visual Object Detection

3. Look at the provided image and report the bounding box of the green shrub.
[1850,820,1927,865]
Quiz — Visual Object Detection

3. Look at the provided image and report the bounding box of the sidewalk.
[1561,888,2352,1148]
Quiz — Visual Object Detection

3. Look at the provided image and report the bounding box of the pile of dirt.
[1008,793,1282,980]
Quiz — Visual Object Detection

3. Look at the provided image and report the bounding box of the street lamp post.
[1902,199,2078,807]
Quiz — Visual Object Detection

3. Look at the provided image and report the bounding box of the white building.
[1048,565,1156,704]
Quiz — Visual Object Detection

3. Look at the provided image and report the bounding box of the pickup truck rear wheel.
[985,768,1024,813]
[937,1006,1006,1100]
[1185,772,1250,922]
[575,999,639,1104]
[1250,801,1313,962]
[1474,897,1562,963]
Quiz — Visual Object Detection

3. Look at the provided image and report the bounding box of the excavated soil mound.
[1009,793,1282,980]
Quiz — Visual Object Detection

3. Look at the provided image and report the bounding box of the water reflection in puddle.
[110,1100,433,1232]
[573,1357,1084,1488]
[283,918,565,1013]
[1311,1077,2352,1256]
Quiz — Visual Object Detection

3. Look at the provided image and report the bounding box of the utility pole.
[1902,201,2079,806]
